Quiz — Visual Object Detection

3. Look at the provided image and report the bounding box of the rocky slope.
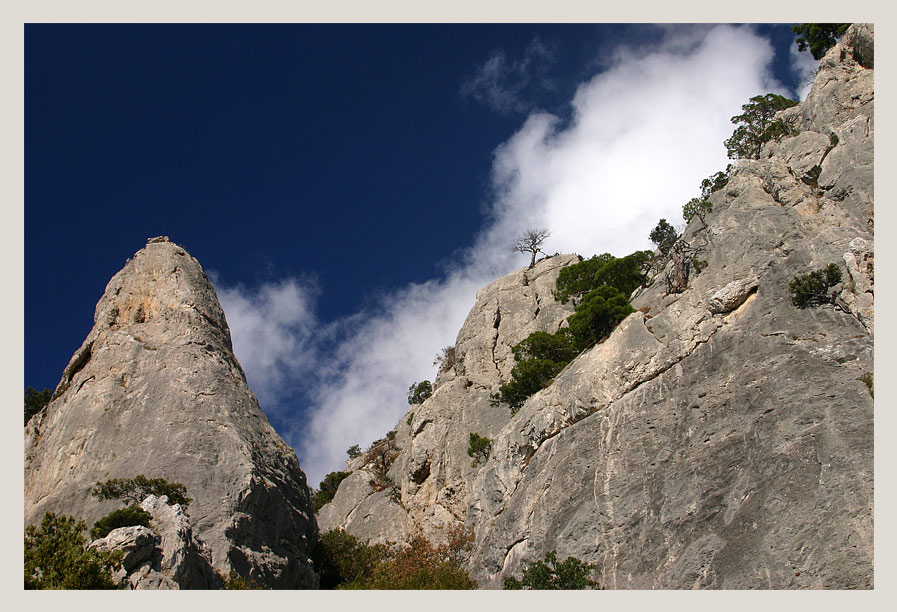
[24,237,318,588]
[319,24,873,589]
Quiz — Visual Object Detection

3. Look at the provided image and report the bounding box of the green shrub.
[467,433,493,466]
[90,505,153,540]
[649,219,679,255]
[567,285,635,350]
[503,551,597,590]
[25,512,122,589]
[313,471,352,512]
[789,263,842,308]
[407,380,433,405]
[511,330,579,364]
[495,358,567,413]
[553,253,615,304]
[593,251,652,297]
[347,444,362,459]
[312,529,388,589]
[92,475,191,509]
[24,387,52,425]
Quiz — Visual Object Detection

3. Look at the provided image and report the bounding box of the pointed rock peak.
[25,239,318,588]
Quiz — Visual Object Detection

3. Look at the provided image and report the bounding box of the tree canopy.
[92,475,192,508]
[793,23,851,60]
[724,93,798,160]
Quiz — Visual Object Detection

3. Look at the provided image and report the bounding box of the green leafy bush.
[407,380,433,405]
[553,253,614,304]
[792,23,851,59]
[554,251,650,305]
[311,529,388,589]
[346,444,362,459]
[494,358,567,413]
[567,285,635,350]
[649,219,679,255]
[90,505,153,540]
[92,475,191,508]
[25,512,122,589]
[24,387,52,425]
[511,330,579,364]
[789,263,842,308]
[467,433,493,466]
[724,93,799,160]
[503,551,597,590]
[313,471,352,512]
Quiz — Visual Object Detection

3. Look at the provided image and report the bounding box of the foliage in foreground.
[92,474,192,509]
[25,387,52,425]
[313,527,477,589]
[25,512,122,589]
[789,263,842,308]
[503,550,598,590]
[313,471,352,512]
[90,504,153,540]
[792,23,851,60]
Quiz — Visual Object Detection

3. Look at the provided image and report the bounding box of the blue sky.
[25,23,818,486]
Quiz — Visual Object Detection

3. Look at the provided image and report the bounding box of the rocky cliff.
[24,237,318,588]
[318,24,873,589]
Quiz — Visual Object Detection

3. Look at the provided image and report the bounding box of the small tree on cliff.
[792,23,851,60]
[513,229,551,269]
[724,93,799,160]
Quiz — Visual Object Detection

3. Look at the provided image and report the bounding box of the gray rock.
[317,255,578,545]
[90,525,159,573]
[464,23,873,589]
[708,277,759,314]
[322,24,873,590]
[24,238,318,588]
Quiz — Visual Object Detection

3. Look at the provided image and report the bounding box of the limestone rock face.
[466,24,873,589]
[320,25,873,590]
[316,255,579,544]
[89,495,221,589]
[24,237,318,588]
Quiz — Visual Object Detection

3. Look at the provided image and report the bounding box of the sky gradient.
[26,23,817,486]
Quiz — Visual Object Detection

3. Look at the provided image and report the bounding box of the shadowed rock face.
[24,237,318,588]
[320,25,873,589]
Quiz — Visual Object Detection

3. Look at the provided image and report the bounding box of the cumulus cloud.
[213,276,321,411]
[217,25,792,486]
[460,37,556,114]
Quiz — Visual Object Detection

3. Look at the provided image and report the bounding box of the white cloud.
[217,25,792,486]
[790,44,818,101]
[213,276,320,411]
[460,37,556,114]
